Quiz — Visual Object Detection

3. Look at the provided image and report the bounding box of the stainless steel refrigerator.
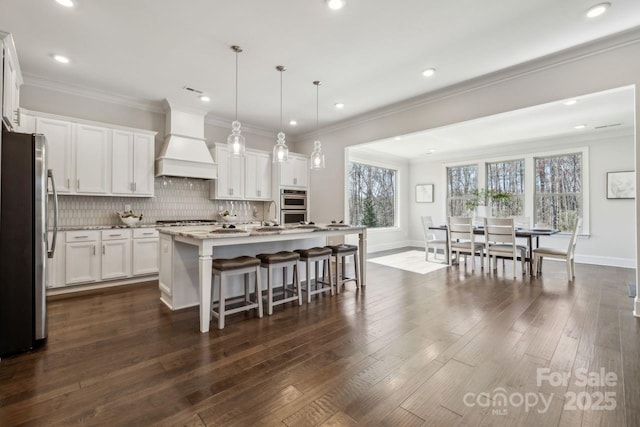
[0,130,59,357]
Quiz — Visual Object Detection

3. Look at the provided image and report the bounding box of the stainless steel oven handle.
[47,170,59,259]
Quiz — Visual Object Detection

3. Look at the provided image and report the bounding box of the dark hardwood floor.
[1,249,638,426]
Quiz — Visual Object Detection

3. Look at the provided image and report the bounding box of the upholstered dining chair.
[533,217,582,281]
[421,216,447,262]
[484,217,527,278]
[447,216,484,272]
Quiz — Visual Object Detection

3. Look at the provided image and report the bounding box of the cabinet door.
[2,46,18,130]
[46,232,66,288]
[133,133,154,196]
[132,238,159,275]
[76,124,109,194]
[214,145,230,198]
[36,117,73,193]
[246,152,271,200]
[66,242,99,284]
[228,155,245,198]
[279,161,295,187]
[101,239,131,280]
[111,130,134,194]
[293,157,308,188]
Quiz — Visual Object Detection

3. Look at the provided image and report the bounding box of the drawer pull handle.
[142,232,154,235]
[109,233,122,237]
[74,235,89,238]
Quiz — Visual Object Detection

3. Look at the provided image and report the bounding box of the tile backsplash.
[55,178,270,227]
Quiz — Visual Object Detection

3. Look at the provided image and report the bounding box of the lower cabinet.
[48,228,159,290]
[101,230,132,280]
[66,231,100,285]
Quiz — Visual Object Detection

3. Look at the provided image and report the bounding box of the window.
[534,153,582,232]
[348,162,396,227]
[446,164,477,216]
[486,159,524,216]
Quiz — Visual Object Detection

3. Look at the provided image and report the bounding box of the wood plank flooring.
[1,249,638,426]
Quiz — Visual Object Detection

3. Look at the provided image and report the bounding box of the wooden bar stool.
[256,251,302,315]
[327,244,360,293]
[211,256,263,329]
[294,247,334,303]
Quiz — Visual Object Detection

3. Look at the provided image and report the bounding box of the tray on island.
[326,223,351,228]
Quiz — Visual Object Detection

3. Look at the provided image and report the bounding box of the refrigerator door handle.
[47,170,59,259]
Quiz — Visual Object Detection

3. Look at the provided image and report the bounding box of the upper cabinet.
[1,33,23,131]
[22,109,156,197]
[112,131,155,196]
[245,151,271,200]
[275,154,308,188]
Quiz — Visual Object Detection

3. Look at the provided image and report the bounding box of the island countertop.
[158,224,367,333]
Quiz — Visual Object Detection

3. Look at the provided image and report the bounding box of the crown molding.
[298,26,640,142]
[203,115,277,138]
[22,73,164,114]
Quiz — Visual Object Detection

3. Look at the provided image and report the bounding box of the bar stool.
[256,251,302,315]
[327,244,360,293]
[211,256,263,329]
[294,247,334,303]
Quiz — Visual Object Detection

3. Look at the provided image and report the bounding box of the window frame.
[442,147,589,234]
[445,163,478,217]
[346,156,400,230]
[485,158,525,217]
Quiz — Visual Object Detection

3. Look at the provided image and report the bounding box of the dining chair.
[484,217,527,278]
[421,216,447,262]
[533,217,582,281]
[447,216,484,272]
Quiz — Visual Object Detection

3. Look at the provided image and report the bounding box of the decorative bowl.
[118,212,142,227]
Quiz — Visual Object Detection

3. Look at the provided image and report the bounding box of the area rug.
[368,250,449,275]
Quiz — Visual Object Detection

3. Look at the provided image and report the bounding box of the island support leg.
[359,229,367,287]
[199,255,213,333]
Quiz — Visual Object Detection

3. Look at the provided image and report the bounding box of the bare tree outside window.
[348,162,396,227]
[447,165,478,216]
[486,159,524,216]
[535,153,582,231]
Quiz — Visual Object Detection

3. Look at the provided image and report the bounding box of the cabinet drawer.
[133,228,159,239]
[101,229,132,241]
[66,230,100,242]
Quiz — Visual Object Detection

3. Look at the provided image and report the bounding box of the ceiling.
[1,1,640,136]
[349,86,636,160]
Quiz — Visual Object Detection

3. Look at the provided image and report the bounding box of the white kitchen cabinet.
[245,151,271,200]
[46,231,66,288]
[1,33,22,131]
[36,117,73,193]
[101,230,131,280]
[211,143,244,199]
[132,228,159,275]
[277,154,308,188]
[65,231,100,285]
[75,124,109,194]
[112,131,155,196]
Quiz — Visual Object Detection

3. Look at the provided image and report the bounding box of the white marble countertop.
[157,224,365,240]
[52,224,159,231]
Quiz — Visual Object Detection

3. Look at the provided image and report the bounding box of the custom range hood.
[155,100,217,179]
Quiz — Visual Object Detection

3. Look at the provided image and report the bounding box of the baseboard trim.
[367,240,414,254]
[47,275,158,297]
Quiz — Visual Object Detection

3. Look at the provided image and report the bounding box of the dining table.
[429,225,560,274]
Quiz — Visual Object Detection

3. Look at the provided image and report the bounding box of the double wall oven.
[280,189,307,224]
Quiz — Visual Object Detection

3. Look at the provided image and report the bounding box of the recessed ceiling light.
[289,120,297,126]
[574,124,587,130]
[335,103,345,109]
[199,95,210,103]
[55,0,74,7]
[564,99,577,106]
[53,54,70,64]
[586,3,610,18]
[422,68,436,77]
[326,0,346,10]
[394,137,402,141]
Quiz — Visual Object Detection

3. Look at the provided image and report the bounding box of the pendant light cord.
[316,83,319,139]
[235,50,238,121]
[280,70,283,131]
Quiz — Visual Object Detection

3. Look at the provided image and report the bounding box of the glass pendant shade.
[310,140,325,169]
[227,45,246,158]
[273,131,289,163]
[227,120,246,157]
[273,66,289,163]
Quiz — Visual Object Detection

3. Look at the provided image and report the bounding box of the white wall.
[407,132,635,267]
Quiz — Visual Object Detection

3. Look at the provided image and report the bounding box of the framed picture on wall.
[416,184,434,203]
[607,171,635,199]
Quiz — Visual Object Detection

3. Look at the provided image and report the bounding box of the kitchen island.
[158,224,367,333]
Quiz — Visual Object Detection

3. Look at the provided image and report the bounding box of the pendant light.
[227,45,246,157]
[273,65,289,163]
[310,80,325,170]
